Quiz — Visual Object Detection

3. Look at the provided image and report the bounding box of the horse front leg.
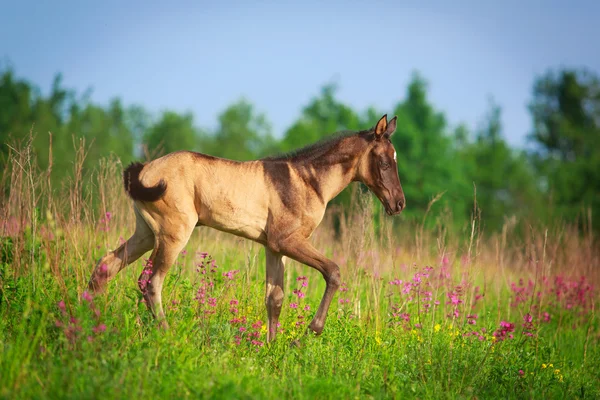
[265,248,286,342]
[275,235,341,335]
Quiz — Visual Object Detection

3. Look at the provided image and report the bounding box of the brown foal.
[88,114,405,341]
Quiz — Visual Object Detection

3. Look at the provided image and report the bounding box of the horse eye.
[380,161,390,170]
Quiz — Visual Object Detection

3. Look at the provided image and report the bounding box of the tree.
[209,99,277,161]
[143,111,199,158]
[462,99,542,231]
[391,73,471,227]
[528,68,600,230]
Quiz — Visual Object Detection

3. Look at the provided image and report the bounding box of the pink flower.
[519,370,524,376]
[523,313,533,323]
[230,299,239,305]
[82,291,93,302]
[223,270,239,280]
[304,305,311,311]
[57,300,66,312]
[251,321,262,330]
[290,303,298,309]
[239,326,247,332]
[93,324,107,333]
[543,312,551,322]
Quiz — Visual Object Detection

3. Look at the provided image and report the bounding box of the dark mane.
[262,129,373,162]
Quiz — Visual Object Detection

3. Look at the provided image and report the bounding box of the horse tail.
[123,162,167,202]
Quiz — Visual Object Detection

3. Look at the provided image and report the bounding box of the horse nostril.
[397,200,405,212]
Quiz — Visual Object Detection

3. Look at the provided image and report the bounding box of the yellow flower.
[491,336,497,342]
[542,364,547,369]
[375,331,382,345]
[554,369,560,375]
[549,363,554,368]
[559,375,564,383]
[261,325,267,333]
[434,324,441,332]
[426,359,432,365]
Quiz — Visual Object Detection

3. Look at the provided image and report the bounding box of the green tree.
[209,99,276,161]
[462,99,542,231]
[143,111,199,157]
[528,68,600,230]
[391,73,471,227]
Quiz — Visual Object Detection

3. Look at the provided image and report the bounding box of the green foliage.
[1,65,599,232]
[144,111,199,157]
[528,68,600,230]
[0,239,598,399]
[391,73,472,227]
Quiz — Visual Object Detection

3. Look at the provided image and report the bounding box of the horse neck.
[295,136,367,204]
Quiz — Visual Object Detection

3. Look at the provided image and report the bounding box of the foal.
[88,114,405,341]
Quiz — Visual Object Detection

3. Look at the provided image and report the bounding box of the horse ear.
[384,116,397,137]
[375,114,388,136]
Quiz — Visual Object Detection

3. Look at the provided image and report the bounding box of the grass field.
[1,143,599,399]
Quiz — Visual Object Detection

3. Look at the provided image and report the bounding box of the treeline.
[1,67,599,233]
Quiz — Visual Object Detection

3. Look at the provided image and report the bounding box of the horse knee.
[326,264,341,290]
[266,285,284,310]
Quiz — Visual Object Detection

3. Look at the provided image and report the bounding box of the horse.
[88,114,405,341]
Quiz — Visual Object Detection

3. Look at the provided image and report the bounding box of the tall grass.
[0,135,598,399]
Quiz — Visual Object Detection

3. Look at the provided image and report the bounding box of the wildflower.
[519,370,524,376]
[223,270,239,280]
[239,326,247,332]
[293,289,306,299]
[304,305,311,311]
[180,250,188,256]
[57,300,66,312]
[230,299,238,305]
[434,324,441,332]
[554,369,560,375]
[93,324,107,334]
[82,291,93,302]
[523,313,533,323]
[290,303,298,309]
[251,321,262,330]
[543,312,551,322]
[542,364,547,369]
[207,297,217,307]
[198,252,209,259]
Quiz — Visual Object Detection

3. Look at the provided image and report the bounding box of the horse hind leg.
[138,215,196,323]
[265,249,286,342]
[88,208,154,293]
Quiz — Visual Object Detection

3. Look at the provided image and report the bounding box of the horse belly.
[198,194,267,243]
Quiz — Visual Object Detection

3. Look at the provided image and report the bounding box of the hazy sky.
[1,0,599,147]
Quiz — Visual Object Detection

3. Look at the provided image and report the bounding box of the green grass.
[1,224,599,400]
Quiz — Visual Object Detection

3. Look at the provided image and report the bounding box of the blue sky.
[1,0,598,147]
